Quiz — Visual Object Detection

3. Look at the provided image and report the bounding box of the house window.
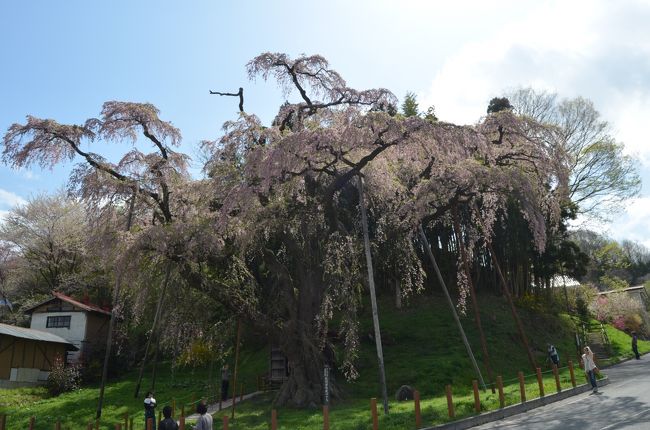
[46,315,71,328]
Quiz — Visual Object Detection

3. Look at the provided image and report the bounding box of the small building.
[24,292,111,364]
[0,323,77,388]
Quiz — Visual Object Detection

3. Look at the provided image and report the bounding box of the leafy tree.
[0,193,88,294]
[401,92,419,117]
[487,97,513,114]
[507,87,641,221]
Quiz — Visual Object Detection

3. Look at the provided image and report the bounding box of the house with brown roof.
[24,292,111,364]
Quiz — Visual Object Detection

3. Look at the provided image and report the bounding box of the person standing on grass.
[144,391,157,430]
[195,401,213,430]
[632,331,641,359]
[547,343,560,366]
[221,363,230,401]
[582,346,599,393]
[158,406,178,430]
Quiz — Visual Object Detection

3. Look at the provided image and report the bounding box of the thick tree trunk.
[275,325,340,408]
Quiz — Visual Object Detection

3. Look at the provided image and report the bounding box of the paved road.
[475,357,650,430]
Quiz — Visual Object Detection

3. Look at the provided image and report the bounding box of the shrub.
[46,356,81,396]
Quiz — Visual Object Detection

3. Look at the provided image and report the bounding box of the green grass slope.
[1,292,648,429]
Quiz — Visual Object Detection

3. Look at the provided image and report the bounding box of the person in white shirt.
[195,401,213,430]
[582,346,598,393]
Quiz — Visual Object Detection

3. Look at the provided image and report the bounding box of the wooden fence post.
[568,360,577,388]
[496,376,505,408]
[472,380,480,413]
[553,364,561,393]
[414,390,422,429]
[271,409,278,430]
[370,398,378,430]
[445,385,455,418]
[179,416,185,430]
[536,367,544,397]
[323,405,330,430]
[222,415,229,430]
[518,371,526,403]
[29,416,35,430]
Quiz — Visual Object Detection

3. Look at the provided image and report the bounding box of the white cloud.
[421,0,650,164]
[19,169,40,181]
[0,188,26,209]
[605,197,650,248]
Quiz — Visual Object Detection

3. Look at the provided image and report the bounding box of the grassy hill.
[1,292,647,429]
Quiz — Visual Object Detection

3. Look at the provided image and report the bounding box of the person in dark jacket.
[158,406,178,430]
[221,364,230,401]
[632,331,641,359]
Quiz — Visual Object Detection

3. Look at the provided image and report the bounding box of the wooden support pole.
[115,424,121,430]
[472,380,481,413]
[222,415,229,430]
[231,319,242,420]
[418,224,486,390]
[87,423,92,430]
[29,417,35,430]
[568,360,577,388]
[370,398,379,430]
[0,414,5,430]
[445,385,455,418]
[452,207,496,392]
[553,364,561,393]
[536,368,544,397]
[179,416,185,430]
[147,417,153,430]
[359,176,390,414]
[271,409,278,430]
[496,376,505,408]
[55,420,61,430]
[323,405,330,430]
[518,371,526,403]
[414,390,422,429]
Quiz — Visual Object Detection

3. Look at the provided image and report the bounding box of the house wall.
[81,313,110,361]
[0,335,67,383]
[30,312,87,363]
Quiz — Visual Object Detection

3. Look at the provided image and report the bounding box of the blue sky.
[2,0,650,245]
